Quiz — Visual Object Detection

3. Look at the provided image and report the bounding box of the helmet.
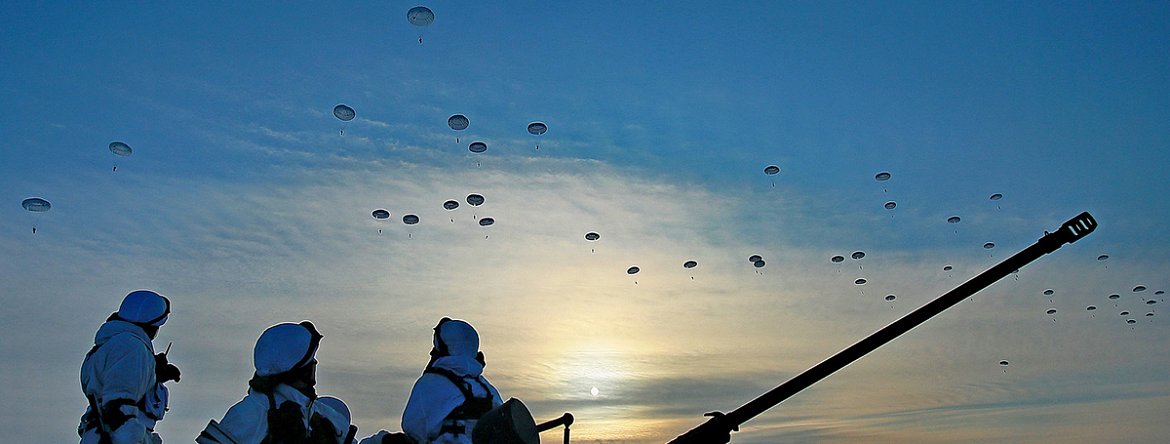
[254,321,323,377]
[432,318,479,358]
[316,396,351,423]
[117,290,171,327]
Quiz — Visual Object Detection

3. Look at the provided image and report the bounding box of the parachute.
[1086,305,1097,311]
[854,278,867,285]
[749,255,763,263]
[851,251,865,260]
[1120,311,1130,316]
[443,200,459,210]
[874,172,891,182]
[1133,285,1147,293]
[627,266,640,275]
[333,104,356,135]
[999,360,1009,366]
[109,141,132,171]
[527,121,547,149]
[109,141,132,156]
[403,214,420,225]
[885,295,896,301]
[333,104,356,121]
[448,114,469,142]
[466,194,485,206]
[989,193,1003,201]
[22,197,51,212]
[407,6,434,43]
[753,260,766,268]
[1097,254,1109,261]
[947,216,961,224]
[1147,300,1157,305]
[372,209,391,219]
[1108,294,1120,300]
[407,6,434,26]
[1127,319,1137,324]
[448,114,469,131]
[683,260,698,269]
[983,242,996,249]
[585,232,600,241]
[943,265,953,271]
[884,201,897,210]
[22,197,51,234]
[1043,289,1054,296]
[479,217,495,226]
[1046,309,1057,315]
[763,165,780,175]
[469,141,488,153]
[830,255,845,263]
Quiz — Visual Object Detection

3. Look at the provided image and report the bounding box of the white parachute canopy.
[333,104,355,121]
[22,197,51,212]
[407,6,435,26]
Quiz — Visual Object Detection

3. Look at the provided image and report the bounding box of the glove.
[155,353,182,383]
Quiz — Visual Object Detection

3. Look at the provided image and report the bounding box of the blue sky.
[2,2,1169,443]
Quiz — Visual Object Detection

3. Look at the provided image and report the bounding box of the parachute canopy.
[753,260,766,268]
[983,242,996,249]
[884,201,897,210]
[1108,294,1120,300]
[749,255,763,263]
[479,217,495,226]
[851,251,865,260]
[1046,309,1057,315]
[109,141,132,156]
[855,278,867,285]
[527,122,547,136]
[407,6,434,26]
[469,141,487,153]
[443,200,459,210]
[875,172,891,182]
[1120,311,1130,316]
[448,114,469,131]
[1097,254,1109,261]
[585,232,600,241]
[763,165,780,176]
[943,265,953,271]
[1133,285,1147,293]
[1127,319,1137,324]
[372,209,390,220]
[403,214,420,225]
[999,360,1009,366]
[466,194,485,206]
[333,104,356,121]
[1043,289,1054,296]
[22,197,51,212]
[1087,305,1097,311]
[885,295,896,301]
[989,193,1003,201]
[627,266,640,275]
[1147,300,1157,305]
[947,216,961,224]
[830,255,845,263]
[683,260,697,269]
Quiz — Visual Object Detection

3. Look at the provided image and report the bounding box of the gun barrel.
[669,212,1096,443]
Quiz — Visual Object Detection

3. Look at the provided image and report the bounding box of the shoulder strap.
[424,367,476,401]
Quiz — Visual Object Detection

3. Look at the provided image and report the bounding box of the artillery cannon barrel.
[669,212,1097,444]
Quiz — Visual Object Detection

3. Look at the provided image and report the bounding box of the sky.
[2,1,1169,443]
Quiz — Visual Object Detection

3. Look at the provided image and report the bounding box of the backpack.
[423,367,495,436]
